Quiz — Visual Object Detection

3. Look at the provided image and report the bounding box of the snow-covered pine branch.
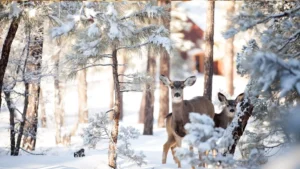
[82,112,146,167]
[175,113,235,168]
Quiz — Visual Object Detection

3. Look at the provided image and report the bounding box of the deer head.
[218,92,244,118]
[159,75,197,103]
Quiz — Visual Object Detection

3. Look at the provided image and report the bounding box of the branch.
[117,42,149,50]
[20,148,45,155]
[118,74,135,78]
[278,30,300,52]
[248,6,300,29]
[71,63,123,72]
[120,90,143,92]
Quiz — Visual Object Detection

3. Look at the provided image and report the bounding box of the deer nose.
[230,109,235,112]
[174,93,181,97]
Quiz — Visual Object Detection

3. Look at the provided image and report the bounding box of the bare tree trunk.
[14,82,29,156]
[39,88,47,128]
[77,70,88,123]
[108,48,121,169]
[225,1,235,96]
[138,91,146,123]
[158,0,170,128]
[4,90,16,155]
[54,50,64,144]
[203,0,215,101]
[143,47,156,135]
[118,53,125,121]
[22,24,43,151]
[0,16,20,110]
[109,53,125,121]
[109,73,114,120]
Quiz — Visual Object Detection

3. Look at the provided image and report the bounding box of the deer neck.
[172,101,185,122]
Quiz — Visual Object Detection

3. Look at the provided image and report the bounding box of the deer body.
[160,75,215,168]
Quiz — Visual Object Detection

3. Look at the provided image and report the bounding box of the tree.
[22,19,44,151]
[77,69,88,123]
[203,0,215,101]
[158,0,170,128]
[54,46,65,144]
[143,46,156,135]
[0,2,21,110]
[223,0,300,162]
[224,1,235,96]
[50,2,171,168]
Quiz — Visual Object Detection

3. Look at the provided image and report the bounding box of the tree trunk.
[203,0,215,101]
[227,99,253,155]
[109,73,114,120]
[143,48,156,135]
[0,16,20,110]
[108,48,121,169]
[4,90,16,156]
[14,81,29,156]
[22,24,44,151]
[138,91,146,123]
[158,0,170,128]
[77,70,88,123]
[54,49,64,144]
[224,1,235,96]
[109,53,125,121]
[39,88,47,128]
[118,53,125,121]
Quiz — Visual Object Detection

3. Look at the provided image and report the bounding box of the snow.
[51,21,76,38]
[0,73,248,169]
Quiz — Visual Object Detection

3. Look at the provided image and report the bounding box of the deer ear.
[235,93,244,102]
[184,76,196,86]
[218,92,227,102]
[159,74,171,86]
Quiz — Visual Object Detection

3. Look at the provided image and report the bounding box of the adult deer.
[160,75,215,168]
[214,92,244,129]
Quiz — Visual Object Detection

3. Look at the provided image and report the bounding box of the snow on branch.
[82,112,146,167]
[223,5,300,39]
[120,2,169,20]
[242,51,300,97]
[176,113,234,167]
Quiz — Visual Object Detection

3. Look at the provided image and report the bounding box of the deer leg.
[189,146,196,169]
[174,137,182,168]
[202,150,209,168]
[162,136,175,164]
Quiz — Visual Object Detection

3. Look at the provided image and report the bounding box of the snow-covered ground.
[0,73,248,169]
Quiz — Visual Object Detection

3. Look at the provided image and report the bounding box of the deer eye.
[170,86,174,89]
[181,86,184,89]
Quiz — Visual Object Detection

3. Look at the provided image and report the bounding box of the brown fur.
[160,75,215,168]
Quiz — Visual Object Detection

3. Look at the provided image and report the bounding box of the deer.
[160,75,215,168]
[214,92,244,129]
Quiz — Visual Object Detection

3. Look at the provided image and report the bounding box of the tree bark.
[108,48,121,169]
[118,53,125,121]
[0,16,20,110]
[143,47,156,135]
[54,49,64,144]
[158,0,170,128]
[138,91,146,123]
[77,70,88,123]
[109,72,114,120]
[22,24,44,151]
[224,1,235,96]
[203,0,215,101]
[4,90,16,156]
[39,88,47,128]
[14,81,29,156]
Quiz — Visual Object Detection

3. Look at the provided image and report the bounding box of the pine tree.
[223,0,300,161]
[50,2,171,168]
